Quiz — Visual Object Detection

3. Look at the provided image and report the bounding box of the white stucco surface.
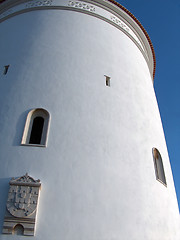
[0,1,179,239]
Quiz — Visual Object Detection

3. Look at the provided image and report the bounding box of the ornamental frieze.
[0,0,144,54]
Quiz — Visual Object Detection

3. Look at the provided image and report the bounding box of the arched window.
[152,148,167,186]
[12,224,24,235]
[21,108,50,147]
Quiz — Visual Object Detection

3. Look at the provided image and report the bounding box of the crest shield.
[3,173,41,236]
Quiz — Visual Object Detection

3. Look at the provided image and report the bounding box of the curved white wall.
[0,1,179,239]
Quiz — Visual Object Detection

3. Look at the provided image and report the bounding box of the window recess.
[21,108,50,147]
[152,148,167,186]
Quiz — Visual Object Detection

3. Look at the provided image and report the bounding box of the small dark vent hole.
[4,65,10,75]
[105,75,110,87]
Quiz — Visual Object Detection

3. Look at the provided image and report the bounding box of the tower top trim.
[0,0,156,80]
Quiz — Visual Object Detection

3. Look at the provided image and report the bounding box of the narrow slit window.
[152,148,167,186]
[105,75,110,87]
[4,65,10,75]
[21,108,50,147]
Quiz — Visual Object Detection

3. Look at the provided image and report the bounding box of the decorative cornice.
[0,0,155,79]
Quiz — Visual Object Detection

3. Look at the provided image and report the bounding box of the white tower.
[0,0,180,239]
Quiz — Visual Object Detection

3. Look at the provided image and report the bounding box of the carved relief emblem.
[3,174,41,236]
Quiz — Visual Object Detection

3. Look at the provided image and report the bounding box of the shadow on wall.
[0,177,11,233]
[12,109,32,146]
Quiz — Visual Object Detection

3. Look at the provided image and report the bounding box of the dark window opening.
[4,65,10,75]
[29,117,44,144]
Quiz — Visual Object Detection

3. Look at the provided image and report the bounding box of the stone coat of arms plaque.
[2,173,41,236]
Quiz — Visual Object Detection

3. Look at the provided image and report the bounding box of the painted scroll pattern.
[68,1,95,12]
[110,15,130,33]
[25,0,53,8]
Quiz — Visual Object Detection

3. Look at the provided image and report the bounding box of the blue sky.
[116,0,180,209]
